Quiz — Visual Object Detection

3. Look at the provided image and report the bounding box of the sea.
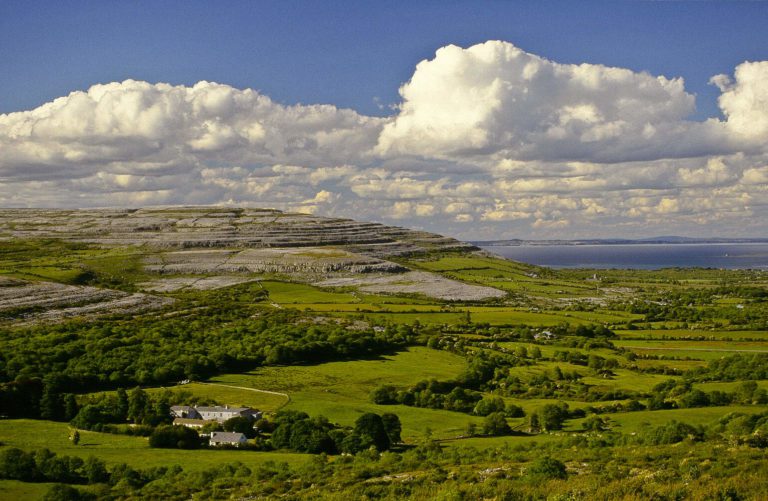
[480,243,768,270]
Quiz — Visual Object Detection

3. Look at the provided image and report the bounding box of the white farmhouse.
[170,405,201,419]
[209,431,248,447]
[195,405,260,423]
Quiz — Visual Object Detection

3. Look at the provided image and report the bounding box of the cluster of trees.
[648,379,768,410]
[689,353,768,381]
[69,387,172,431]
[0,375,79,420]
[0,305,413,395]
[0,448,109,485]
[268,410,401,454]
[528,402,583,432]
[617,286,768,328]
[372,382,525,420]
[371,381,483,413]
[148,425,201,449]
[552,324,616,339]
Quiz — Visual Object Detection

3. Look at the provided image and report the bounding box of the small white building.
[209,431,248,447]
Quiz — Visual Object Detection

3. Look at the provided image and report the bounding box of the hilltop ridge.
[0,207,475,258]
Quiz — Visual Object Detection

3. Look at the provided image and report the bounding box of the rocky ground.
[0,277,172,323]
[0,207,475,257]
[0,207,507,311]
[315,271,506,301]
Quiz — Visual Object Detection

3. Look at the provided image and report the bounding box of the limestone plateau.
[0,207,473,256]
[0,207,506,323]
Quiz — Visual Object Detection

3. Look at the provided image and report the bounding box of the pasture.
[0,420,310,472]
[209,346,478,439]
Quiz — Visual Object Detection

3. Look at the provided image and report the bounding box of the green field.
[209,347,479,439]
[615,329,768,340]
[596,406,766,433]
[0,420,310,471]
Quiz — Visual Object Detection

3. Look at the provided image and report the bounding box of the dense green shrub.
[148,425,200,449]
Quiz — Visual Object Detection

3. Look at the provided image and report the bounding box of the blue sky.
[3,1,766,119]
[1,1,768,239]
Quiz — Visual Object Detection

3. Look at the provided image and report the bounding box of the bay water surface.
[481,243,768,270]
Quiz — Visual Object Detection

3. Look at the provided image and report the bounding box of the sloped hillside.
[0,207,505,317]
[0,207,474,257]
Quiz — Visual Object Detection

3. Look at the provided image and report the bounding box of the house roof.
[170,405,196,411]
[210,431,247,442]
[196,406,252,413]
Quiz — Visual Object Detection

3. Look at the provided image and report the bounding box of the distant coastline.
[473,237,768,247]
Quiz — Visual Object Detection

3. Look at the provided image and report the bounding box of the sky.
[1,1,768,240]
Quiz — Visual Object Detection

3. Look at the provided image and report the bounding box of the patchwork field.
[1,208,768,499]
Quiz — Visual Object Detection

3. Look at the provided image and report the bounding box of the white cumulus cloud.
[1,42,768,239]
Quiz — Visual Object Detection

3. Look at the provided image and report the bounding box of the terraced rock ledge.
[0,207,506,309]
[0,207,475,257]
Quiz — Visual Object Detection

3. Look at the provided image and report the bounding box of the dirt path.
[198,381,291,409]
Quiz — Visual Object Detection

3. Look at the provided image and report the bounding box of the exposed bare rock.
[139,276,260,292]
[142,246,405,277]
[315,271,506,301]
[0,207,476,258]
[0,278,172,323]
[0,207,506,302]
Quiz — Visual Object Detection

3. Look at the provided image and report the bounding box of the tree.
[473,396,506,416]
[42,484,87,501]
[223,416,256,438]
[115,388,129,421]
[63,394,79,421]
[371,385,398,405]
[528,413,541,433]
[39,385,64,421]
[538,403,569,431]
[83,456,108,483]
[354,413,390,451]
[0,448,37,481]
[127,387,149,424]
[381,413,402,444]
[70,429,80,446]
[70,405,106,430]
[681,389,710,408]
[149,425,199,449]
[483,412,511,436]
[505,403,525,418]
[582,415,608,432]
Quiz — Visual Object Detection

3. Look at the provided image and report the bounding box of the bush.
[354,413,390,451]
[526,456,567,480]
[0,447,37,481]
[371,385,398,404]
[42,484,92,501]
[148,425,200,449]
[483,412,511,436]
[223,416,256,438]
